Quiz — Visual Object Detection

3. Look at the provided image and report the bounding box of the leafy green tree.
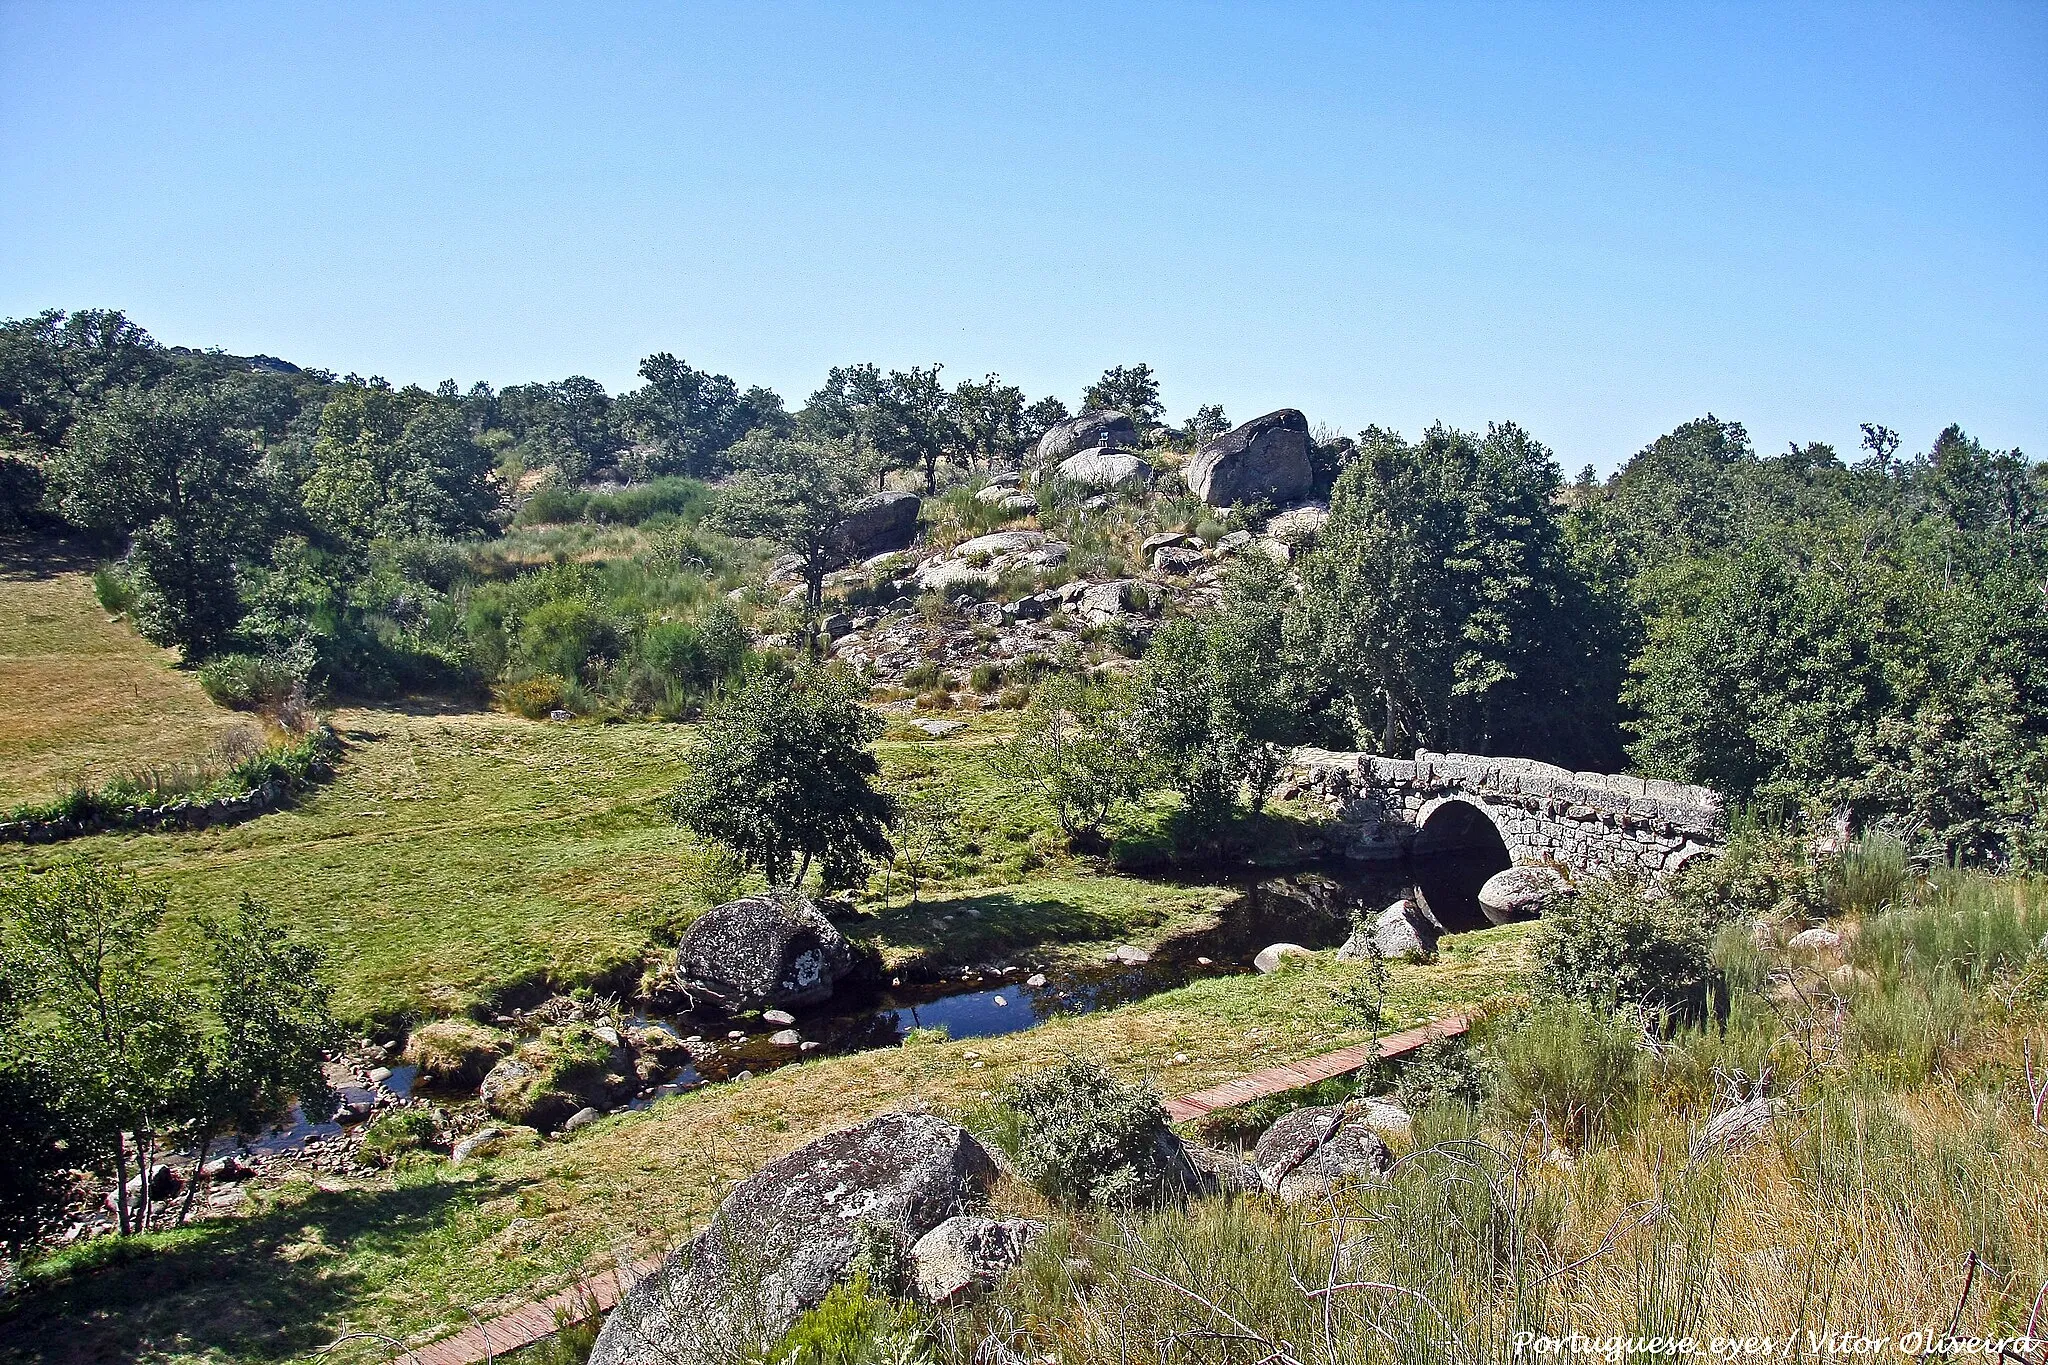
[621,353,772,477]
[2,862,196,1235]
[990,672,1148,837]
[879,364,961,494]
[0,959,77,1255]
[48,383,267,657]
[1182,402,1230,449]
[0,308,166,452]
[1020,395,1070,449]
[950,373,1027,470]
[670,661,896,890]
[801,363,896,489]
[1081,364,1165,442]
[175,896,337,1225]
[303,382,497,547]
[705,433,867,613]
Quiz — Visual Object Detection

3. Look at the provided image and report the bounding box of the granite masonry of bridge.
[1279,747,1725,879]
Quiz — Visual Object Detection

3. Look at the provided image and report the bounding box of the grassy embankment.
[0,921,1531,1364]
[0,540,248,807]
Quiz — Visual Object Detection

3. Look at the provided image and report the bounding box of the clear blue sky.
[3,2,2043,471]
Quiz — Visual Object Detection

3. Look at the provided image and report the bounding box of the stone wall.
[1278,747,1724,878]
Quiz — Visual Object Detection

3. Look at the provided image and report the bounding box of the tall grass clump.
[1487,998,1648,1147]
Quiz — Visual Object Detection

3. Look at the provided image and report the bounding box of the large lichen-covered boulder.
[674,893,857,1012]
[1036,411,1138,464]
[1337,898,1439,963]
[835,491,921,559]
[477,1023,633,1131]
[1186,410,1313,508]
[404,1017,510,1088]
[1056,447,1154,491]
[1252,1103,1393,1202]
[589,1113,998,1365]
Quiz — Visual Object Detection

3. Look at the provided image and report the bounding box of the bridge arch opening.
[1410,799,1512,932]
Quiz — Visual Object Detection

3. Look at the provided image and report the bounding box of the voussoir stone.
[1185,410,1313,508]
[674,893,857,1013]
[589,1112,998,1365]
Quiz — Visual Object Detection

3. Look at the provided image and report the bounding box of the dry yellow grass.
[0,538,245,805]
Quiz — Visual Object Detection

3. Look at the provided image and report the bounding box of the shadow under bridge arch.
[1409,798,1513,932]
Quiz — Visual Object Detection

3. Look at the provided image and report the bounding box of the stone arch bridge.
[1279,748,1725,884]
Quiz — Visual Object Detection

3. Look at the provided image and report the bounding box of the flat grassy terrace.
[0,538,248,806]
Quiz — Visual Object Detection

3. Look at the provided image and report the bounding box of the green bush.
[91,564,138,616]
[1003,1056,1175,1207]
[517,597,622,682]
[766,1274,922,1365]
[969,662,1004,693]
[1670,825,1831,927]
[359,1109,441,1166]
[899,662,943,691]
[504,675,569,719]
[1488,998,1647,1147]
[1392,1036,1493,1114]
[198,653,299,710]
[1531,873,1716,1016]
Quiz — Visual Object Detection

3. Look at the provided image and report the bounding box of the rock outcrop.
[1057,447,1154,491]
[1186,410,1313,508]
[590,1113,998,1365]
[1264,501,1330,545]
[1338,898,1439,963]
[1036,411,1138,464]
[674,894,858,1013]
[835,491,921,559]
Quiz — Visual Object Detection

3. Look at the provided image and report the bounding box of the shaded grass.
[0,539,246,804]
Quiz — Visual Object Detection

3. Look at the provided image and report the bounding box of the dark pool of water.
[636,862,1424,1089]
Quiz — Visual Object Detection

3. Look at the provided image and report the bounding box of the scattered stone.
[1252,1105,1393,1202]
[562,1107,603,1134]
[674,893,859,1012]
[1355,1099,1414,1141]
[1478,866,1571,924]
[1264,502,1330,545]
[368,1066,393,1084]
[1106,944,1151,966]
[589,1114,999,1365]
[1183,1143,1264,1196]
[1151,545,1208,575]
[1025,973,1047,987]
[762,1010,797,1027]
[1252,943,1313,974]
[1186,410,1313,508]
[1077,579,1136,620]
[910,1215,1044,1305]
[1338,899,1438,963]
[1786,926,1843,953]
[911,718,964,737]
[769,1029,802,1047]
[450,1125,540,1165]
[1690,1096,1786,1157]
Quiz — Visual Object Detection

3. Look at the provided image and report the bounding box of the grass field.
[0,700,1244,1028]
[0,539,248,806]
[0,925,1532,1365]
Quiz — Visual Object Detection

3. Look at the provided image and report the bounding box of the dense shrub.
[1487,998,1647,1147]
[504,675,568,719]
[1003,1056,1175,1207]
[1669,825,1832,927]
[1531,873,1716,1015]
[90,563,138,615]
[197,652,299,710]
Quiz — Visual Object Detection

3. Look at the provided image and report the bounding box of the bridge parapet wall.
[1280,747,1724,879]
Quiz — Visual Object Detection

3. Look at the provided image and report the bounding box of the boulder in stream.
[674,893,858,1013]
